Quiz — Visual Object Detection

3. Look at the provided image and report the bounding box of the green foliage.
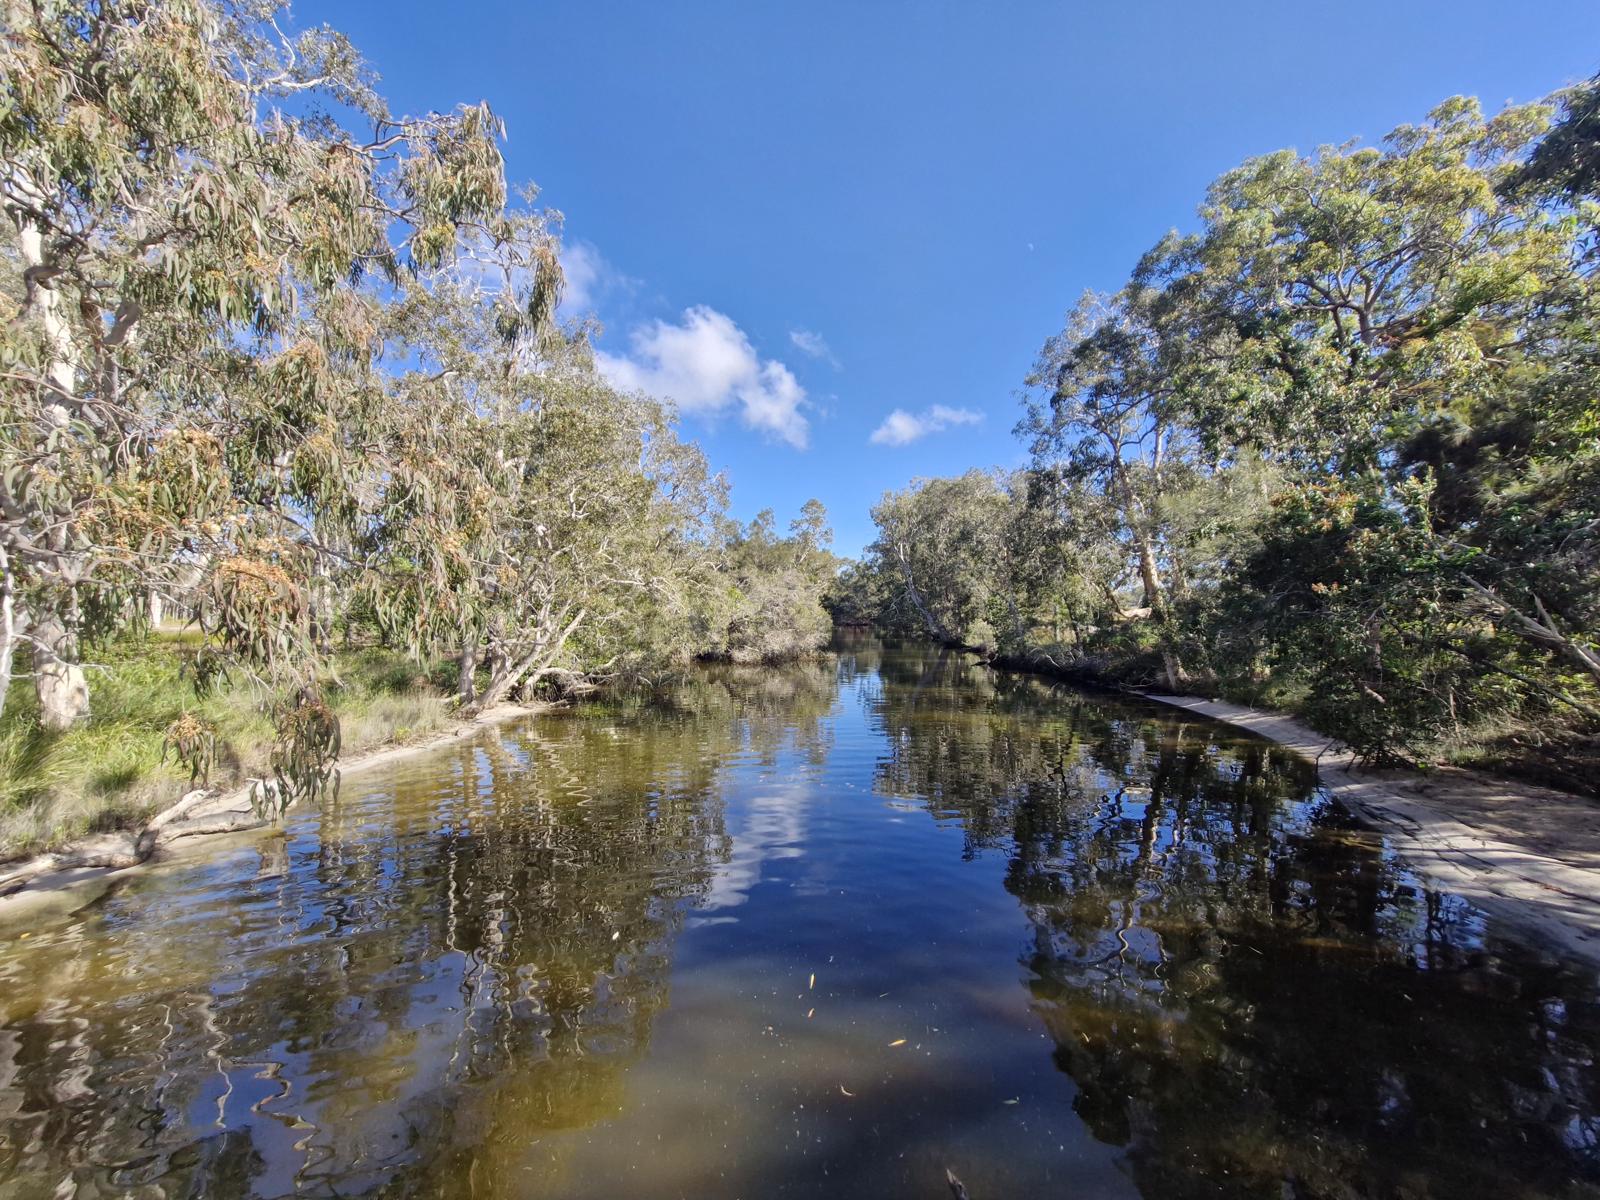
[1511,73,1600,201]
[161,713,216,785]
[0,0,553,774]
[701,504,839,664]
[262,687,341,815]
[866,471,1024,647]
[0,0,838,828]
[861,87,1600,786]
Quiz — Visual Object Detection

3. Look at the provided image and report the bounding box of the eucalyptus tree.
[1166,96,1560,468]
[371,259,729,708]
[707,501,838,663]
[867,470,1021,651]
[1019,285,1207,623]
[1172,96,1600,714]
[0,0,563,819]
[1114,95,1596,753]
[469,369,724,707]
[0,0,521,739]
[1005,467,1126,646]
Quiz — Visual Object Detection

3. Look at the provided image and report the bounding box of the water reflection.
[0,640,1595,1199]
[867,639,1600,1198]
[0,712,734,1197]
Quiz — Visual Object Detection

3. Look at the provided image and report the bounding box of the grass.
[1431,713,1600,797]
[0,635,455,859]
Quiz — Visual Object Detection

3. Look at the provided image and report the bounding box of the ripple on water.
[0,640,1597,1199]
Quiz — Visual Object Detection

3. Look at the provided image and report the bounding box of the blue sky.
[309,1,1600,557]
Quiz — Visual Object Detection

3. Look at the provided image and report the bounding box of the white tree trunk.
[16,183,91,729]
[0,544,15,721]
[1135,535,1165,614]
[33,611,89,731]
[476,608,585,711]
[1159,648,1186,692]
[894,543,952,643]
[1110,459,1165,615]
[16,234,74,405]
[1467,579,1600,686]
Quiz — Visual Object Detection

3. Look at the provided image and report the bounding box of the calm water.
[1,638,1598,1199]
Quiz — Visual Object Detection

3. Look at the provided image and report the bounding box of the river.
[1,637,1596,1198]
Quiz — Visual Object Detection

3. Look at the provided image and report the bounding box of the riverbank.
[1140,693,1600,969]
[0,638,473,856]
[974,645,1600,967]
[0,699,552,924]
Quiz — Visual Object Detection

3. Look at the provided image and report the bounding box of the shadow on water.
[0,635,1596,1198]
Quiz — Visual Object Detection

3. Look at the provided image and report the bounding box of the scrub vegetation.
[0,636,451,854]
[842,86,1600,792]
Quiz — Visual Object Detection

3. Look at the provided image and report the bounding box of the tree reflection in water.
[0,642,1597,1199]
[0,706,746,1198]
[870,643,1600,1199]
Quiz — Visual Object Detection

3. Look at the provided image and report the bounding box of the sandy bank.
[0,701,550,924]
[1143,693,1600,971]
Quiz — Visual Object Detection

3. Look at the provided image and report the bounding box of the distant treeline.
[835,85,1600,787]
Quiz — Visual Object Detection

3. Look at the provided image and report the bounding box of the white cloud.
[558,241,636,314]
[560,242,603,312]
[702,786,808,911]
[788,328,840,369]
[597,306,810,449]
[868,404,983,447]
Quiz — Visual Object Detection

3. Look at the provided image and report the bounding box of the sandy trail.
[1145,693,1600,971]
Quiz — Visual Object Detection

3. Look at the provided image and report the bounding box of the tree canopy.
[1,0,837,806]
[859,93,1600,788]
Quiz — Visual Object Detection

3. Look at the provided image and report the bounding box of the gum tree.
[0,1,516,778]
[369,251,728,708]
